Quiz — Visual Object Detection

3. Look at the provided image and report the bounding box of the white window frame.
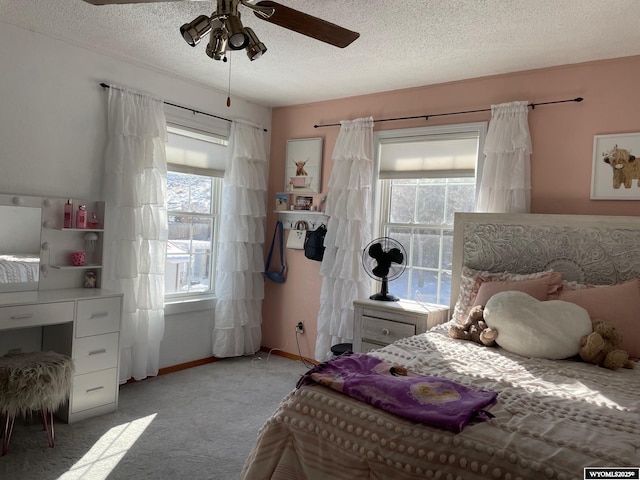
[373,122,487,304]
[163,122,228,314]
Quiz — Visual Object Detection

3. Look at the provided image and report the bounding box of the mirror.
[0,194,42,292]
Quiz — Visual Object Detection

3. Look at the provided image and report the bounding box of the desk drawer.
[71,368,118,413]
[76,297,121,338]
[74,333,119,375]
[362,316,415,344]
[0,302,74,330]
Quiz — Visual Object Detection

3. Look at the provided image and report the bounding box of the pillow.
[558,279,640,359]
[452,266,562,323]
[473,276,555,308]
[484,291,592,359]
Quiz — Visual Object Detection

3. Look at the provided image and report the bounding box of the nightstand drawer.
[361,340,384,353]
[362,316,415,344]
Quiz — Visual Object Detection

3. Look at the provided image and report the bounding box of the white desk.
[0,288,122,423]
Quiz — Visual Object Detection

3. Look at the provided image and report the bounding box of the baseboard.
[158,356,219,376]
[152,348,315,380]
[259,346,318,365]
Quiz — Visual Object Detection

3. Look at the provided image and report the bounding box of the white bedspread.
[0,254,39,283]
[242,324,640,480]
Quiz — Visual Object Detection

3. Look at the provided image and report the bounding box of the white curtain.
[212,121,267,357]
[103,86,168,383]
[476,101,532,213]
[315,117,375,362]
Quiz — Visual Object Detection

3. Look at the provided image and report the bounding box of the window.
[374,123,486,306]
[164,127,226,300]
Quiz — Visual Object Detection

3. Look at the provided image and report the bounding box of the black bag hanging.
[265,221,286,283]
[304,224,327,261]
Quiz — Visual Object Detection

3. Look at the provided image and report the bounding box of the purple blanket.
[298,353,497,433]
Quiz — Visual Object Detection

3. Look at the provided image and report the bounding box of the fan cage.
[362,237,406,301]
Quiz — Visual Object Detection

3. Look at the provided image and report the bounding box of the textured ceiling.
[2,0,640,108]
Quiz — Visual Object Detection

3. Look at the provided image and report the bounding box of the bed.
[0,254,39,284]
[242,213,640,480]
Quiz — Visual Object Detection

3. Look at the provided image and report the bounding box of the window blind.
[378,132,479,179]
[166,129,227,175]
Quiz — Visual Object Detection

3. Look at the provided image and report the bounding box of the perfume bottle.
[63,199,73,228]
[87,212,99,229]
[76,205,87,229]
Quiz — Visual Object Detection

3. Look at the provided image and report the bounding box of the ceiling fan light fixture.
[206,28,228,61]
[216,0,239,17]
[244,27,267,60]
[180,15,212,47]
[225,14,249,50]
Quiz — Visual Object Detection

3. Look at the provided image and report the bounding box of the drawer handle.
[10,313,34,320]
[88,349,107,356]
[86,386,105,393]
[90,312,109,319]
[381,328,390,336]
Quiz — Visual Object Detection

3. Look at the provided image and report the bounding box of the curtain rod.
[313,97,584,128]
[99,83,268,132]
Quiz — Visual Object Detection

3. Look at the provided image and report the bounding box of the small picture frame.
[294,195,314,210]
[285,138,323,193]
[83,271,97,288]
[275,193,288,211]
[591,132,640,200]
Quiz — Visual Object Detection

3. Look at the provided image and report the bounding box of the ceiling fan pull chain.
[227,51,232,107]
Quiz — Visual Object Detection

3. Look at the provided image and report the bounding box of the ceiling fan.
[82,0,360,62]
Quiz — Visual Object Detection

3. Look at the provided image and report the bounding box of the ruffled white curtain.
[102,86,168,383]
[212,120,267,357]
[477,100,532,213]
[315,117,375,362]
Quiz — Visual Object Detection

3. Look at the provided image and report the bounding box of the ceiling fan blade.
[254,1,359,48]
[82,0,196,5]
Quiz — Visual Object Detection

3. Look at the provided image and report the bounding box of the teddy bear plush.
[449,305,498,347]
[579,319,634,370]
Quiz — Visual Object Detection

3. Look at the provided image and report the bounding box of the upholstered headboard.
[450,213,640,313]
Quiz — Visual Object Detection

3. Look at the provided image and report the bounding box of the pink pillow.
[558,279,640,359]
[473,276,557,308]
[452,266,562,323]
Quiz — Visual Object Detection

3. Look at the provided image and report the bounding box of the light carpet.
[0,353,309,480]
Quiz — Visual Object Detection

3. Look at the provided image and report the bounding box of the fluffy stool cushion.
[0,351,74,417]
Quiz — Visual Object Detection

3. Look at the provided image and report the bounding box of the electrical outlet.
[296,321,304,334]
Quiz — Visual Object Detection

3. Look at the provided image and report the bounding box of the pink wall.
[263,55,640,361]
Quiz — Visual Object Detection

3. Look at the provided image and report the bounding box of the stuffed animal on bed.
[579,319,635,370]
[448,305,498,347]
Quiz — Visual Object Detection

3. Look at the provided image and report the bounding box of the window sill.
[164,295,216,316]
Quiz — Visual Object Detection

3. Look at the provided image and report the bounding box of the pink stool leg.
[2,413,15,456]
[41,409,55,448]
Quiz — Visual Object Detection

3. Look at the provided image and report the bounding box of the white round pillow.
[483,291,592,359]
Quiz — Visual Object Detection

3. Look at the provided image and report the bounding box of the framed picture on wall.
[591,132,640,200]
[285,137,323,193]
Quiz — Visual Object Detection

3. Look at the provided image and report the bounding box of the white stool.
[0,351,74,455]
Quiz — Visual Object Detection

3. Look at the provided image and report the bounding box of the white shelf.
[274,210,325,215]
[276,210,328,229]
[49,264,103,270]
[56,228,104,232]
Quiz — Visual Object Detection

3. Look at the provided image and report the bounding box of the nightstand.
[353,299,449,353]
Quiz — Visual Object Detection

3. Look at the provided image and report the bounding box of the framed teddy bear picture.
[591,132,640,200]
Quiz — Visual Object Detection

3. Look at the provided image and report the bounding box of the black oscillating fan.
[362,237,407,301]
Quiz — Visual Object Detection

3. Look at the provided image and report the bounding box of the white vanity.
[0,193,122,423]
